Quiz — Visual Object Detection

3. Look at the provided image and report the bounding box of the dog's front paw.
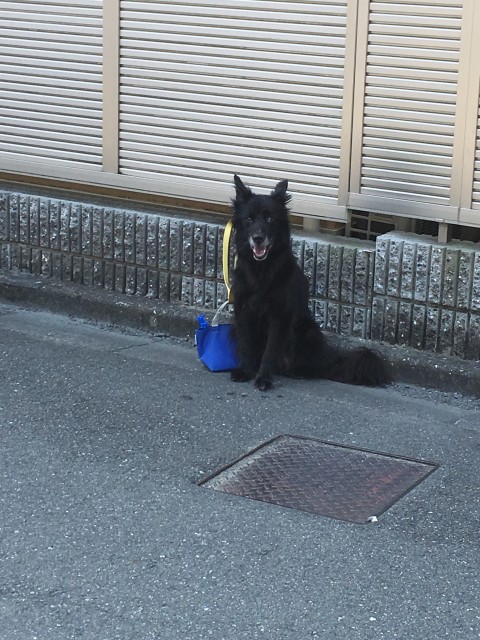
[255,376,273,391]
[231,368,253,383]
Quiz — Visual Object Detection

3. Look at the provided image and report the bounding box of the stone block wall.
[0,190,479,361]
[372,232,480,359]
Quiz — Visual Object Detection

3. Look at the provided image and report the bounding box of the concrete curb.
[0,271,479,398]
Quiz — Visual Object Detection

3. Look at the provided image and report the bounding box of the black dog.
[230,174,390,391]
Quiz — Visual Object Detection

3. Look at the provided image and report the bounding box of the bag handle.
[222,220,234,304]
[211,299,230,326]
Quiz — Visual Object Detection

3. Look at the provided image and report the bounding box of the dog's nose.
[252,233,264,245]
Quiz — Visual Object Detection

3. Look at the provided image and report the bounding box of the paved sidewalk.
[0,302,479,640]
[1,271,480,398]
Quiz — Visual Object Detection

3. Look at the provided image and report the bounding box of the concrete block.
[114,264,126,293]
[339,304,353,336]
[326,302,339,333]
[146,269,158,299]
[467,314,480,359]
[9,194,20,243]
[135,267,148,297]
[328,245,342,302]
[170,273,181,301]
[82,258,93,286]
[155,217,167,269]
[0,193,7,240]
[193,223,206,277]
[442,248,459,308]
[30,247,42,275]
[93,260,104,287]
[340,246,355,303]
[425,307,440,352]
[411,304,426,350]
[135,214,147,266]
[72,256,83,284]
[181,220,194,274]
[29,197,40,247]
[194,277,205,307]
[70,203,81,254]
[205,225,218,278]
[113,210,125,262]
[353,307,369,339]
[204,279,216,309]
[386,238,403,297]
[92,207,104,258]
[41,250,52,277]
[397,301,412,346]
[62,254,73,282]
[452,312,468,358]
[438,309,454,354]
[373,235,389,295]
[39,199,49,248]
[19,195,29,245]
[471,252,480,312]
[383,299,399,344]
[102,209,114,261]
[181,276,193,305]
[371,297,385,342]
[9,244,20,271]
[303,240,316,296]
[81,205,93,256]
[158,272,169,302]
[400,240,415,300]
[428,246,445,305]
[456,249,474,311]
[169,219,182,273]
[124,212,136,264]
[313,300,327,329]
[315,243,329,299]
[125,265,136,294]
[353,249,369,306]
[20,246,31,272]
[104,261,115,291]
[413,241,431,303]
[60,201,71,253]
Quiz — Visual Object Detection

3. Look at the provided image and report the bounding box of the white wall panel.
[119,1,349,217]
[0,0,103,168]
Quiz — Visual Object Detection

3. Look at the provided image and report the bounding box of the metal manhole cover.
[198,435,439,524]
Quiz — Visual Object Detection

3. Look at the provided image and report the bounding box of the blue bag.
[195,301,239,372]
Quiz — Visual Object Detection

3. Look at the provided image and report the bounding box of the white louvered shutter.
[351,0,463,215]
[473,102,480,210]
[119,1,349,217]
[0,0,103,169]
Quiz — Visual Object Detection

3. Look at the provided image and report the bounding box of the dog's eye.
[246,216,253,223]
[265,216,272,223]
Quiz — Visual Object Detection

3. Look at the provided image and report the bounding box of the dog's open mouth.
[250,238,271,261]
[253,245,269,261]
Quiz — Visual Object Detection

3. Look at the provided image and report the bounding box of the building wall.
[1,188,479,360]
[1,1,479,229]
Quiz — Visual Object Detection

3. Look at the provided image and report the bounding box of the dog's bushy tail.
[328,347,391,387]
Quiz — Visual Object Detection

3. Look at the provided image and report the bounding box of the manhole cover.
[198,435,439,524]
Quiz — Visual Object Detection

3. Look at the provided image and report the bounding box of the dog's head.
[232,174,291,261]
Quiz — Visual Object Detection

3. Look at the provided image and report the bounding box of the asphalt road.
[0,303,479,640]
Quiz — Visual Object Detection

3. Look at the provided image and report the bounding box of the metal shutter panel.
[473,103,480,210]
[0,0,103,169]
[119,1,349,217]
[355,0,463,210]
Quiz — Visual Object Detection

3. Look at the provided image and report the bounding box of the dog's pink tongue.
[254,246,267,258]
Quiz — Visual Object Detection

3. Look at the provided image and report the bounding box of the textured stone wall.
[0,190,479,360]
[372,232,480,360]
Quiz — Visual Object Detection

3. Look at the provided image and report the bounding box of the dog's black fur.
[230,174,391,391]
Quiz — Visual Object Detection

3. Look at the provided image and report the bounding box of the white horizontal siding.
[473,105,480,210]
[119,1,348,209]
[0,0,103,168]
[360,0,463,206]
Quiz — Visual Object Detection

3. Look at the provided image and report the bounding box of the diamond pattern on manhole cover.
[198,435,439,524]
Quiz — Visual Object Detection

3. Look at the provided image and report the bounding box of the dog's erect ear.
[233,174,253,202]
[271,179,289,201]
